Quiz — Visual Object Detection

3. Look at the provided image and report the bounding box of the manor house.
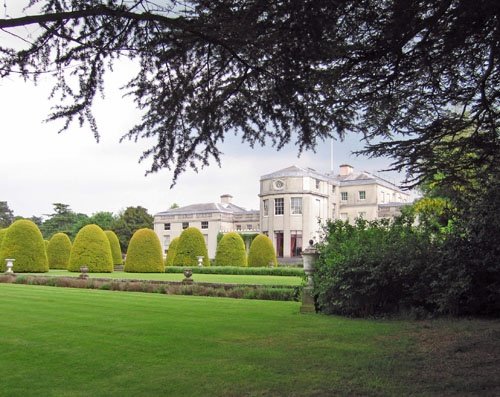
[153,164,410,259]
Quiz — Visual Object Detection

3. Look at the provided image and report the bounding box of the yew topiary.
[175,227,210,267]
[165,236,179,267]
[0,228,6,249]
[105,230,123,266]
[215,232,247,267]
[248,234,277,267]
[68,224,113,272]
[47,233,72,269]
[0,219,49,272]
[124,228,164,272]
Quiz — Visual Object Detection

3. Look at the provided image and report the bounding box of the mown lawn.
[0,284,498,396]
[27,269,303,286]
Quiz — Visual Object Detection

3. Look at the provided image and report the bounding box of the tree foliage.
[0,201,14,228]
[314,217,440,317]
[111,206,153,253]
[0,1,497,184]
[0,219,49,273]
[40,203,89,240]
[124,228,164,273]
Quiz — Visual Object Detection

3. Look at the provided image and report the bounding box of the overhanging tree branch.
[0,0,498,187]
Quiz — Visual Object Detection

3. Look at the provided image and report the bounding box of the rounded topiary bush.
[0,228,6,249]
[248,234,277,267]
[215,232,247,267]
[68,224,113,273]
[165,237,179,266]
[175,227,210,267]
[0,219,49,272]
[105,230,123,266]
[124,228,164,273]
[47,233,72,269]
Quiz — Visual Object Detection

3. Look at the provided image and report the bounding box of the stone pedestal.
[300,287,316,313]
[300,241,319,314]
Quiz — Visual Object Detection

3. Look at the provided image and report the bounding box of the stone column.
[300,240,318,313]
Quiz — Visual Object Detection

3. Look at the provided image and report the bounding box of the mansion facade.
[154,165,411,259]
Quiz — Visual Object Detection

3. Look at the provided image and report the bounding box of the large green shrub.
[105,230,123,266]
[247,234,277,267]
[68,224,113,273]
[215,232,247,267]
[47,233,72,269]
[165,237,179,266]
[124,228,164,273]
[0,219,49,272]
[314,216,440,317]
[174,227,210,267]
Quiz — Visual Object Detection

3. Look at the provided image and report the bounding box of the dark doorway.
[275,231,284,258]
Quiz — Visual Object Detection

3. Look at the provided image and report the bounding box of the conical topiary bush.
[175,227,210,267]
[0,219,49,272]
[105,230,123,266]
[47,233,72,269]
[0,228,6,250]
[124,228,164,272]
[165,236,179,267]
[215,232,247,267]
[248,234,277,267]
[68,224,113,273]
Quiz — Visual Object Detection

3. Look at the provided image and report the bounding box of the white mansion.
[154,164,411,259]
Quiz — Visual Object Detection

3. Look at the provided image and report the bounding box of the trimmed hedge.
[215,232,247,267]
[165,266,304,276]
[1,275,301,301]
[68,224,113,273]
[47,233,72,269]
[105,230,123,266]
[165,237,179,266]
[175,227,210,267]
[0,219,49,272]
[248,234,277,267]
[124,228,164,273]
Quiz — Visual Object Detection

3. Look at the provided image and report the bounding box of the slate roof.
[260,165,332,181]
[262,164,406,193]
[155,201,256,217]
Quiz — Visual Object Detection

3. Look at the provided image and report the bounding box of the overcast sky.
[0,4,408,219]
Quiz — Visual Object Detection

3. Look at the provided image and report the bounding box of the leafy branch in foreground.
[0,0,498,185]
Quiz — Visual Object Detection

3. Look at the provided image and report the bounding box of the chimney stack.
[220,194,233,204]
[339,164,354,176]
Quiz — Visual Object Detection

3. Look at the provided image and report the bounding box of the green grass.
[27,269,303,286]
[1,283,413,396]
[2,284,498,396]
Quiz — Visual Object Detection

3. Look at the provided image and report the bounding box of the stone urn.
[183,268,193,284]
[302,240,318,287]
[79,266,89,279]
[5,258,15,275]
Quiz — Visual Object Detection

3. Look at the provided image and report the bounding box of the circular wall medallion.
[273,179,285,190]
